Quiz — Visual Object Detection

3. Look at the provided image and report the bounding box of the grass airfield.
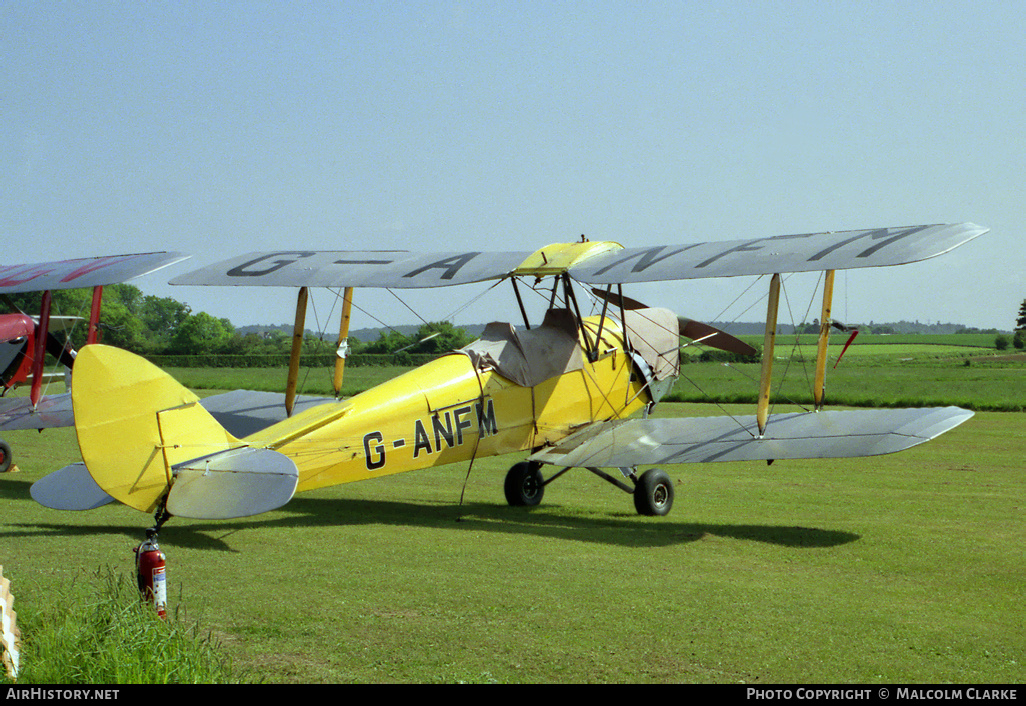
[1,400,1023,683]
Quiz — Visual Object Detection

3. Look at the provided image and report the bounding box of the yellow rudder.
[72,345,240,513]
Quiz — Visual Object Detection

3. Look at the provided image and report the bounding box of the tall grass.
[8,567,238,684]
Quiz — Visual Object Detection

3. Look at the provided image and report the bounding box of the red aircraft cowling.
[0,313,36,390]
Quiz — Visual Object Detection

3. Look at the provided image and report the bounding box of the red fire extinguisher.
[134,532,167,619]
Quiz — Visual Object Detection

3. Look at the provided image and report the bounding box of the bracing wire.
[387,288,430,327]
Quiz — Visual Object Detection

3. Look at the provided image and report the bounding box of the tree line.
[7,286,1025,364]
[4,284,477,366]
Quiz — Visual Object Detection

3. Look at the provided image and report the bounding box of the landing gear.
[632,468,674,516]
[0,439,11,473]
[502,459,675,517]
[504,461,545,506]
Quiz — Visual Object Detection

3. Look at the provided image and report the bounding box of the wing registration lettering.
[402,252,482,281]
[695,233,816,269]
[172,249,531,288]
[570,223,987,283]
[227,252,316,277]
[808,225,932,262]
[334,258,396,266]
[590,245,700,276]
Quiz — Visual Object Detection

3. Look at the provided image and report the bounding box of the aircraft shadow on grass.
[3,476,860,552]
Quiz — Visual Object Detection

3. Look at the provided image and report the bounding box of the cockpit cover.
[622,308,680,381]
[459,309,584,387]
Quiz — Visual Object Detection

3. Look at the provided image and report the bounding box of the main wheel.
[633,468,674,516]
[0,439,11,473]
[504,461,545,507]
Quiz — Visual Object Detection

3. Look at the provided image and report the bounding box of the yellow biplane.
[36,223,987,528]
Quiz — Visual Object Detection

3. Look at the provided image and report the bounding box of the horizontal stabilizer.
[166,447,298,520]
[30,462,116,511]
[528,407,974,468]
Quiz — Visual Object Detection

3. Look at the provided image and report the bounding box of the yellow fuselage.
[245,316,650,492]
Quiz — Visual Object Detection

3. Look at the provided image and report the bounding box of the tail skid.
[72,345,297,519]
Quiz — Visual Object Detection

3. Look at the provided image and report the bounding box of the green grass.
[4,567,237,684]
[164,337,1026,411]
[669,360,1026,411]
[1,404,1024,683]
[735,332,1004,350]
[2,340,1023,683]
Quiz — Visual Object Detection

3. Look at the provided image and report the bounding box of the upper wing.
[167,223,985,289]
[169,250,535,288]
[528,407,974,468]
[0,252,190,294]
[569,223,987,284]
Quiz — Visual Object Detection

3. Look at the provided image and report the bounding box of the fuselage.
[244,312,658,492]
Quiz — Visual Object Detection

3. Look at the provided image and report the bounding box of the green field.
[165,335,1025,412]
[1,338,1024,683]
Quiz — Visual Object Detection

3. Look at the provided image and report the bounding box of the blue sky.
[3,2,1022,332]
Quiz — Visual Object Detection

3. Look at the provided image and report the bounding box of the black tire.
[504,461,545,507]
[0,439,11,474]
[633,468,674,516]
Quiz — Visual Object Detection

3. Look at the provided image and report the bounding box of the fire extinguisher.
[134,531,167,619]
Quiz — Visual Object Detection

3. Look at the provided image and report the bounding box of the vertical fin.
[72,345,239,513]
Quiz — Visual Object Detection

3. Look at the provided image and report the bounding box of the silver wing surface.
[528,407,974,468]
[170,250,534,288]
[30,462,116,511]
[0,389,329,435]
[570,223,987,283]
[0,393,75,431]
[168,223,984,288]
[0,252,189,294]
[197,390,337,437]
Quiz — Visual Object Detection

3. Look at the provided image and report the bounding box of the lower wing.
[528,407,973,468]
[0,393,74,431]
